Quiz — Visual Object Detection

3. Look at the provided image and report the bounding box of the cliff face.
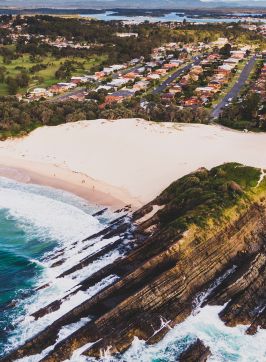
[1,163,266,362]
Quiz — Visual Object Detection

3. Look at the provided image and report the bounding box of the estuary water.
[80,11,266,23]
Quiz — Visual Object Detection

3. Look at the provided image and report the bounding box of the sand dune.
[0,118,265,208]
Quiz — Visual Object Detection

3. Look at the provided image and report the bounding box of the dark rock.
[179,339,211,362]
[92,208,108,217]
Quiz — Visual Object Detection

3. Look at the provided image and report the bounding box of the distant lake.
[80,11,266,23]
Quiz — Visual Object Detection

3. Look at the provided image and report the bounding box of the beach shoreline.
[0,156,141,210]
[0,118,265,212]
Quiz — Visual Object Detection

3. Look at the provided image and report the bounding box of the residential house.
[195,86,217,98]
[101,89,134,108]
[69,92,86,101]
[208,80,222,90]
[147,73,161,81]
[96,85,113,92]
[217,64,234,75]
[230,50,246,59]
[28,88,53,100]
[129,58,141,65]
[123,72,139,80]
[116,32,138,38]
[133,81,149,91]
[180,74,190,86]
[207,53,221,61]
[163,63,178,69]
[224,57,240,66]
[145,62,158,69]
[212,38,229,48]
[95,71,106,80]
[107,78,130,89]
[169,84,182,94]
[190,65,203,75]
[57,83,77,90]
[155,68,167,76]
[161,93,175,101]
[70,76,88,85]
[183,97,202,107]
[49,82,76,94]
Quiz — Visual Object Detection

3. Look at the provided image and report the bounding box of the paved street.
[152,55,202,95]
[211,55,257,119]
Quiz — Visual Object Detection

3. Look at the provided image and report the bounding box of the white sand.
[0,118,265,208]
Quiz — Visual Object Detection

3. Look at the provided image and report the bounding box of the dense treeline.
[0,97,210,139]
[219,94,266,131]
[18,16,265,64]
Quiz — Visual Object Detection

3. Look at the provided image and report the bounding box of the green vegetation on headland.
[149,163,265,233]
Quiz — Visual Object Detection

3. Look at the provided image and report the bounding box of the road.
[152,55,202,95]
[211,55,257,119]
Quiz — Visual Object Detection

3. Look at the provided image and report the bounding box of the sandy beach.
[0,118,266,209]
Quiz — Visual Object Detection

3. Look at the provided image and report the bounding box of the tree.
[6,77,18,95]
[219,43,232,58]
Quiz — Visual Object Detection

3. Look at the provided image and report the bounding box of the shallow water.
[0,177,114,355]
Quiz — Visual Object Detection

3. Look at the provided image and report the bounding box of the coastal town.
[25,36,265,124]
[0,13,265,135]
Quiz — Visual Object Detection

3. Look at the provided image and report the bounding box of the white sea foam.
[61,305,266,362]
[1,178,124,358]
[0,186,101,244]
[192,265,237,313]
[10,274,119,348]
[15,317,91,362]
[118,305,266,362]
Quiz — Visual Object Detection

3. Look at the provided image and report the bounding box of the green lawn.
[0,53,106,95]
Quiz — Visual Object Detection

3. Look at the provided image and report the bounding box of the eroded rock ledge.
[1,163,266,362]
[179,339,211,362]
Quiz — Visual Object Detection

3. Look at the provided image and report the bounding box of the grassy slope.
[0,54,106,95]
[153,163,266,234]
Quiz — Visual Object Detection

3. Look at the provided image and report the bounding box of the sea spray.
[0,177,123,356]
[66,306,266,362]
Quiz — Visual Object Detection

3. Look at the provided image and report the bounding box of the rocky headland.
[1,162,266,361]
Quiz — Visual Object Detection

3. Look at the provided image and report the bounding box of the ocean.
[0,176,118,358]
[0,176,266,361]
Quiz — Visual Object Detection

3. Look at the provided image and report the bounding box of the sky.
[0,0,266,7]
